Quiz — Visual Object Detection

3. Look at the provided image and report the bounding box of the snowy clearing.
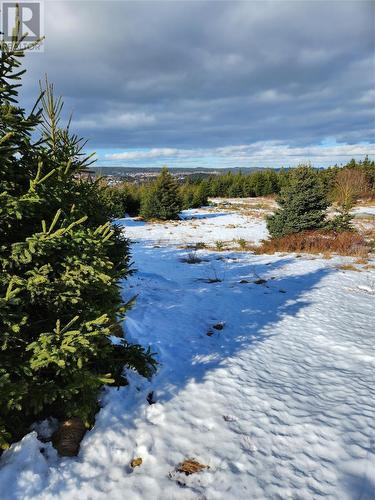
[1,199,375,500]
[122,208,268,247]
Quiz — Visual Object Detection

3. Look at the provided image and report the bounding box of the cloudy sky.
[22,0,375,168]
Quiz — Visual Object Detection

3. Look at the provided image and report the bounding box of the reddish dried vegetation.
[258,231,371,257]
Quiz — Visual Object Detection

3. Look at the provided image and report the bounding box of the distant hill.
[92,166,271,177]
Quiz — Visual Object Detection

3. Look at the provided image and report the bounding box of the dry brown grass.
[130,457,143,468]
[337,264,362,272]
[354,224,375,239]
[355,257,369,265]
[257,231,371,257]
[355,198,375,207]
[176,459,209,476]
[210,196,277,215]
[241,209,267,219]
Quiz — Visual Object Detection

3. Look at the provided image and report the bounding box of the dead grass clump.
[199,277,222,283]
[355,257,369,265]
[258,231,370,257]
[181,251,202,264]
[130,457,143,468]
[337,264,361,272]
[176,458,209,476]
[242,209,267,219]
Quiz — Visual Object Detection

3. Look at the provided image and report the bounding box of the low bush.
[99,183,142,218]
[236,238,248,250]
[258,231,371,257]
[215,240,225,251]
[181,250,202,264]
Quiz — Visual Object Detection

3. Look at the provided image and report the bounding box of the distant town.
[90,166,266,185]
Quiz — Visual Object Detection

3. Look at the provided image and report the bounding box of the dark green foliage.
[103,159,374,220]
[140,167,183,220]
[327,209,354,232]
[267,166,329,238]
[180,181,209,209]
[204,170,281,198]
[99,183,142,219]
[0,27,156,450]
[193,181,209,207]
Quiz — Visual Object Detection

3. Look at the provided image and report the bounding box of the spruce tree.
[267,166,328,238]
[0,20,155,450]
[192,181,209,207]
[180,184,195,209]
[140,167,182,220]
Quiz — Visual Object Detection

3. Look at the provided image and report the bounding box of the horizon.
[90,147,373,170]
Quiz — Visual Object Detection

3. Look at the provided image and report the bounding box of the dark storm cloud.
[21,0,375,163]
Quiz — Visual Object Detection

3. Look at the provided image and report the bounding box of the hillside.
[1,199,374,499]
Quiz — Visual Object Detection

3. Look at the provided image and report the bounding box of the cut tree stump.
[52,417,86,457]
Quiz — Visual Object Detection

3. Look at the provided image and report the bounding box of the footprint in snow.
[223,415,237,422]
[240,435,257,454]
[147,391,156,405]
[145,404,165,425]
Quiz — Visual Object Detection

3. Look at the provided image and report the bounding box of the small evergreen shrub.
[215,240,225,251]
[180,182,209,209]
[267,166,328,238]
[140,167,183,220]
[237,238,248,250]
[327,209,355,232]
[99,183,142,219]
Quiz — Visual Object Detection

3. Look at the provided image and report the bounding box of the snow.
[119,207,268,246]
[352,206,375,216]
[1,201,375,500]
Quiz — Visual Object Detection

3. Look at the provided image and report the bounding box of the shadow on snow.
[111,243,333,421]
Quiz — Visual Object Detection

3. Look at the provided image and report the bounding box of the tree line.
[102,157,375,221]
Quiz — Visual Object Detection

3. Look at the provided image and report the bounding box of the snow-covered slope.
[122,208,268,246]
[1,203,374,500]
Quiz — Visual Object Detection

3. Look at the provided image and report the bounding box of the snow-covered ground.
[122,209,267,247]
[1,200,375,500]
[352,205,375,217]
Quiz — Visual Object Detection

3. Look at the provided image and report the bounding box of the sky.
[21,0,375,169]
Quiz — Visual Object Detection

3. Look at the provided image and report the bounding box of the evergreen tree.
[267,166,328,238]
[0,21,155,450]
[180,184,195,209]
[140,167,182,220]
[192,181,209,207]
